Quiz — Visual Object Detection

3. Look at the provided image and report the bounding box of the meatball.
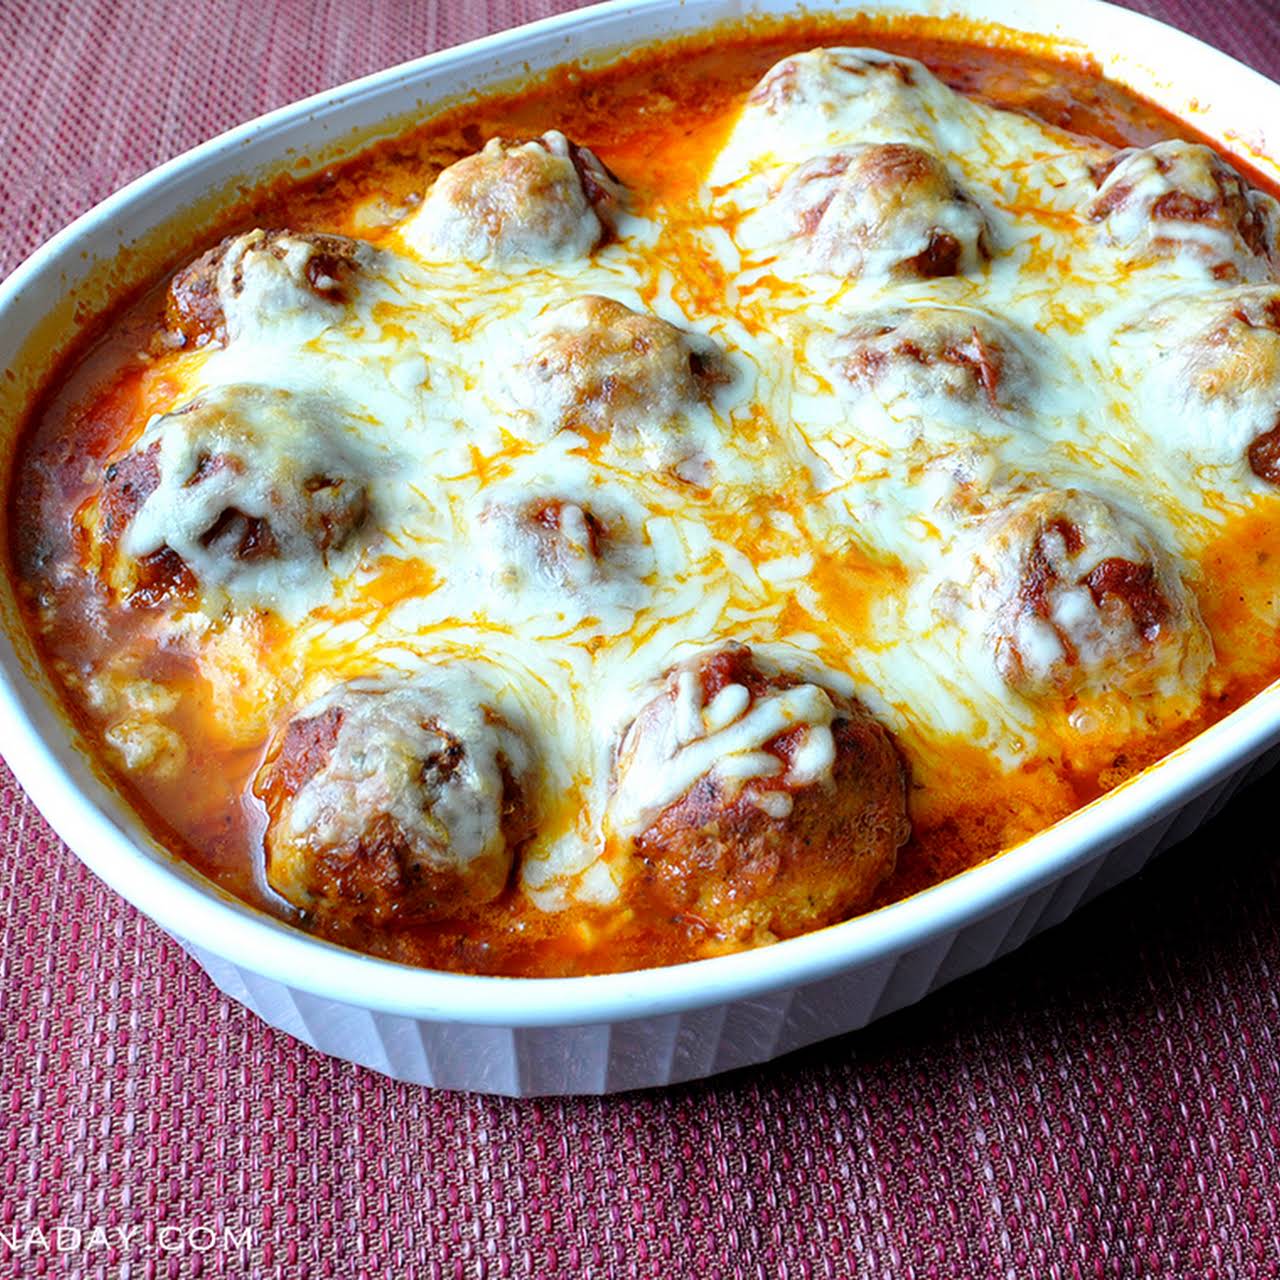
[164,228,375,348]
[756,143,991,279]
[255,672,535,924]
[712,47,945,183]
[101,384,370,606]
[476,494,634,592]
[748,45,927,114]
[608,643,909,943]
[473,489,654,629]
[1087,141,1278,281]
[957,489,1212,701]
[480,495,605,589]
[97,448,198,605]
[829,305,1035,420]
[405,130,624,265]
[1116,286,1280,483]
[508,295,732,466]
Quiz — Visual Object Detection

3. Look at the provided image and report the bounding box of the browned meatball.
[509,295,732,466]
[709,48,957,188]
[472,491,653,627]
[97,445,197,605]
[830,305,1035,418]
[478,496,608,591]
[1116,285,1280,484]
[746,45,925,114]
[1087,141,1278,280]
[954,489,1212,701]
[765,143,990,279]
[608,644,909,943]
[164,228,373,348]
[255,673,535,924]
[406,130,624,264]
[99,384,369,606]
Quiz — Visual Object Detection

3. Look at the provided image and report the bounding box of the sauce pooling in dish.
[9,21,1280,975]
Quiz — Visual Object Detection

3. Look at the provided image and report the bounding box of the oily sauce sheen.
[9,20,1280,976]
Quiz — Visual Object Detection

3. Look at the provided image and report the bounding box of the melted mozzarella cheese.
[107,46,1280,911]
[124,384,375,614]
[1111,286,1280,480]
[610,675,836,839]
[216,232,377,345]
[280,673,527,877]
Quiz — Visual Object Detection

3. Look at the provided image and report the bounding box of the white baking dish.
[3,0,1279,1097]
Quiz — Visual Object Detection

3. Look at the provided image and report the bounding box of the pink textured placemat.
[4,1,1280,1275]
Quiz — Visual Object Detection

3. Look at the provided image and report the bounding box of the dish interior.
[7,15,1280,976]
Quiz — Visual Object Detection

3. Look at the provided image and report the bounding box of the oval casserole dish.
[2,0,1280,1095]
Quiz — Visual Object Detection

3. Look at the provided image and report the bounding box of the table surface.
[4,0,1280,1275]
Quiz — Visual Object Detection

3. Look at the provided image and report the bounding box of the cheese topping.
[404,130,623,265]
[609,670,837,839]
[122,384,374,613]
[72,44,1280,914]
[1087,141,1279,281]
[216,230,378,344]
[281,675,525,864]
[261,670,533,915]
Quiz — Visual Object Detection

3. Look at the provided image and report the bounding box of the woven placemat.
[3,1,1280,1274]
